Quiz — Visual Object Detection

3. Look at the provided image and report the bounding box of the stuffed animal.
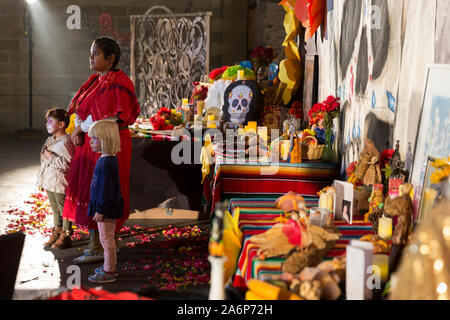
[384,183,414,274]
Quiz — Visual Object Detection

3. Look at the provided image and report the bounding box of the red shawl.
[69,70,140,125]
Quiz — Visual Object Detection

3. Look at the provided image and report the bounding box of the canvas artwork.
[317,0,403,171]
[410,65,450,219]
[410,64,450,219]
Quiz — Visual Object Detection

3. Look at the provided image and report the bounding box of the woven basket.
[301,136,324,160]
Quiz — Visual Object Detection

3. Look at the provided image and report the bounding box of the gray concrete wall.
[0,0,249,134]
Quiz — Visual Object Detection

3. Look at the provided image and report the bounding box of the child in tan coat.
[37,108,75,249]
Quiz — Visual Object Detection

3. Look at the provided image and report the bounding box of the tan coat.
[37,134,75,194]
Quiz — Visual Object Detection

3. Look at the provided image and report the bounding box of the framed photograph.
[333,180,354,224]
[417,157,439,223]
[342,200,352,224]
[410,64,450,221]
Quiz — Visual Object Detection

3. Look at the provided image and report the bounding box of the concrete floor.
[0,132,211,300]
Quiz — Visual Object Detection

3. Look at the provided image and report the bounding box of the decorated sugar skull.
[223,80,264,129]
[227,85,253,125]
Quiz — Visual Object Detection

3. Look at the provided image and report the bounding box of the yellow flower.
[430,166,450,184]
[432,157,450,169]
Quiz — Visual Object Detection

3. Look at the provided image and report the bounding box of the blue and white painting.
[425,96,450,159]
[411,94,450,219]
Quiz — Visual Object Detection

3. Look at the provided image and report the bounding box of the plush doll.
[249,212,308,259]
[355,138,382,186]
[274,191,307,215]
[281,224,340,274]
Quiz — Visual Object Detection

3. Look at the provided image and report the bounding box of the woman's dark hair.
[94,37,121,70]
[46,108,70,129]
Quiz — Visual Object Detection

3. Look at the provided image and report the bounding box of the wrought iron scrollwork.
[131,7,211,117]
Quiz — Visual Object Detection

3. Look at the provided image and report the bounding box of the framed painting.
[410,64,450,221]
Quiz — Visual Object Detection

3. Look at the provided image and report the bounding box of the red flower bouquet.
[322,95,340,128]
[345,161,358,178]
[250,46,275,68]
[150,107,183,131]
[209,66,229,81]
[190,81,209,103]
[289,101,303,120]
[380,149,394,169]
[308,103,325,126]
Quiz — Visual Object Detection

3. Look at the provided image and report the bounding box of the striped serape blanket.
[203,156,339,213]
[228,198,375,289]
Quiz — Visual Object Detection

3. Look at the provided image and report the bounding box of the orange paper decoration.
[305,0,325,41]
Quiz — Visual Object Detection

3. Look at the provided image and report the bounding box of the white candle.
[237,70,244,80]
[208,255,226,300]
[378,217,392,240]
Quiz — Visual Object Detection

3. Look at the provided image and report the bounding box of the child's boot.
[44,227,62,248]
[51,229,72,249]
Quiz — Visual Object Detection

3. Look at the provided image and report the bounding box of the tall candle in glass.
[378,216,392,240]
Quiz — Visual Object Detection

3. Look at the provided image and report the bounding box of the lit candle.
[248,121,257,131]
[318,194,326,209]
[237,70,244,80]
[319,193,334,212]
[327,193,334,212]
[372,254,389,283]
[378,216,392,240]
[280,141,289,161]
[258,126,268,144]
[182,98,189,107]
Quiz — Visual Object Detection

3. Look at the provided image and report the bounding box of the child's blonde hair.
[88,120,121,155]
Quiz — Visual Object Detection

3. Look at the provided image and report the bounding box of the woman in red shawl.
[63,37,140,264]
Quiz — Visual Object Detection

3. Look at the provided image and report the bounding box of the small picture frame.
[333,180,354,224]
[417,156,438,223]
[342,200,352,224]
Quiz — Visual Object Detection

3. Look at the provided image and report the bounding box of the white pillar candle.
[237,70,244,80]
[378,216,392,240]
[208,255,226,300]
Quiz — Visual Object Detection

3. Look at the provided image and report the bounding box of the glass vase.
[321,127,333,162]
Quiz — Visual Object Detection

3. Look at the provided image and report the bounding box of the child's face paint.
[90,137,101,153]
[46,117,59,134]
